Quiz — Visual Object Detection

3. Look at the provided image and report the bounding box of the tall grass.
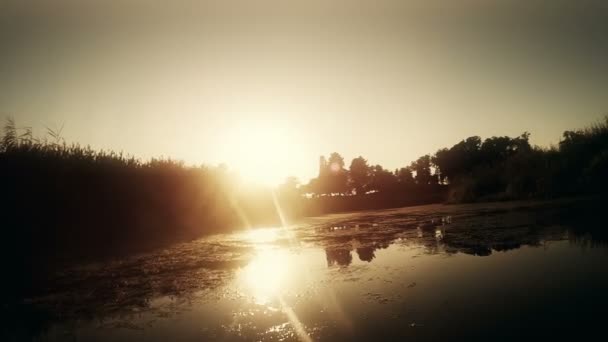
[0,119,300,295]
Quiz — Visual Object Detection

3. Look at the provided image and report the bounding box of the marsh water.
[10,199,608,341]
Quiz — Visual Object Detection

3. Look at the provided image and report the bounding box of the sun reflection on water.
[243,227,282,244]
[240,248,290,305]
[236,247,315,342]
[237,226,314,341]
[236,227,299,305]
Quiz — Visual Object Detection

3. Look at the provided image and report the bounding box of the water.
[10,199,608,341]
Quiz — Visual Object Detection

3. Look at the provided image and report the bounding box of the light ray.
[279,298,313,342]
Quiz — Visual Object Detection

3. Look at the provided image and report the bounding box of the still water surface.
[23,200,608,341]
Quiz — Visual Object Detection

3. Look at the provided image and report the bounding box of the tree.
[396,167,414,186]
[369,165,397,193]
[328,152,345,171]
[480,134,530,165]
[432,148,451,184]
[325,152,349,195]
[432,136,482,184]
[411,155,433,185]
[349,156,371,195]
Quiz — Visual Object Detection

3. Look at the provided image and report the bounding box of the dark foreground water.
[6,199,608,341]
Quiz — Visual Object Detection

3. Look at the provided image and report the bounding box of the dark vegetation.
[1,116,608,293]
[0,118,295,296]
[302,116,608,205]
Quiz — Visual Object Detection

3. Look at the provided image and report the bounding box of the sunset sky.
[2,0,607,184]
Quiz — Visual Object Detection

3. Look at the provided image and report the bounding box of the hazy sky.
[2,0,608,184]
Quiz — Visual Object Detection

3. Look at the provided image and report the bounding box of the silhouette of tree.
[369,164,398,192]
[432,136,484,185]
[307,152,350,196]
[431,149,451,184]
[411,155,434,185]
[327,152,346,175]
[395,166,415,186]
[326,152,349,195]
[349,156,371,195]
[480,133,531,165]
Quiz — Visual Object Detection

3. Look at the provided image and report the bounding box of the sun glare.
[240,248,290,305]
[243,227,281,244]
[236,227,298,304]
[223,120,296,186]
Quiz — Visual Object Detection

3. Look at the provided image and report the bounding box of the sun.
[223,120,295,186]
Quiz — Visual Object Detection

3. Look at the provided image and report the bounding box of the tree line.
[293,116,608,204]
[302,152,443,197]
